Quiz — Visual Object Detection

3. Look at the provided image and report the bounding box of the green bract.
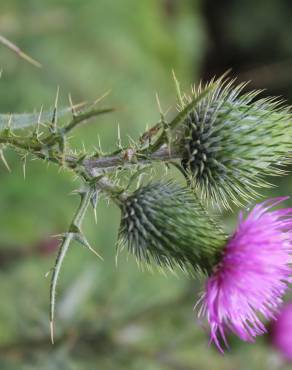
[118,181,226,274]
[178,78,292,207]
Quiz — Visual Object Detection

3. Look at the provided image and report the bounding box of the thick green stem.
[84,146,180,175]
[49,187,94,343]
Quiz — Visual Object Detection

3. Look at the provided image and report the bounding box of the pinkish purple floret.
[271,302,292,361]
[201,197,292,352]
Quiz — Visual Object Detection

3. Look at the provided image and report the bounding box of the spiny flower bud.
[178,78,292,207]
[118,181,226,274]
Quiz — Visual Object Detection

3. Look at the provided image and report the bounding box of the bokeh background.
[1,0,292,369]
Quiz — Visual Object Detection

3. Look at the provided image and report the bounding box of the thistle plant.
[1,73,292,350]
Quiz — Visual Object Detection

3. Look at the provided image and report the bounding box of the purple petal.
[200,197,292,351]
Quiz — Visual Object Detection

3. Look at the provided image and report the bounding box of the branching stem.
[0,81,215,344]
[49,186,94,343]
[84,146,180,175]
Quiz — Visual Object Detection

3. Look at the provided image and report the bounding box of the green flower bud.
[178,78,292,208]
[118,181,226,274]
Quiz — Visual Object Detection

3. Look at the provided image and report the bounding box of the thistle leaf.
[118,181,226,275]
[0,108,73,131]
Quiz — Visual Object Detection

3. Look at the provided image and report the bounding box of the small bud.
[177,77,292,207]
[118,181,226,274]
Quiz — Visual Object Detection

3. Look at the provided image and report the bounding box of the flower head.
[271,302,292,361]
[118,181,226,274]
[177,77,292,208]
[200,197,292,352]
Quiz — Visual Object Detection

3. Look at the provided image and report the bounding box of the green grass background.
[0,1,292,369]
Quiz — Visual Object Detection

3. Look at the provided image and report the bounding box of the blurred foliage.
[0,0,292,369]
[202,0,292,94]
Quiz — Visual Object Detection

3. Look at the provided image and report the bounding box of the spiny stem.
[49,186,94,344]
[49,233,73,344]
[0,129,180,180]
[84,146,179,175]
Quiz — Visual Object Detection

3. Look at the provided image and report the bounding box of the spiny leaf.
[0,107,73,131]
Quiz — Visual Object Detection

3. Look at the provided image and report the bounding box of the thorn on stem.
[0,150,11,172]
[50,320,55,344]
[155,92,163,115]
[87,244,104,260]
[93,208,97,224]
[93,89,112,106]
[68,93,77,117]
[117,123,123,150]
[22,155,27,179]
[36,105,43,137]
[7,114,12,131]
[51,86,60,131]
[45,269,53,278]
[74,232,104,261]
[172,69,184,107]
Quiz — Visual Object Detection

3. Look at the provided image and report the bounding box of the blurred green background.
[1,0,292,369]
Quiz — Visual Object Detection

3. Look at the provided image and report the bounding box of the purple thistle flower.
[199,197,292,352]
[271,302,292,361]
